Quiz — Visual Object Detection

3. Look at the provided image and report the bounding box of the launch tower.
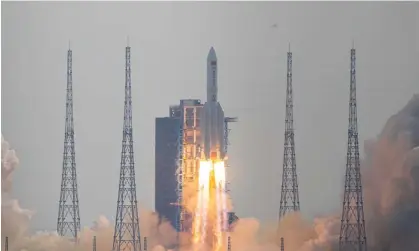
[112,45,142,251]
[57,47,81,240]
[176,99,203,233]
[278,46,300,221]
[338,47,368,251]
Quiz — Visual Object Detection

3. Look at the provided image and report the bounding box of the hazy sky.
[2,2,418,232]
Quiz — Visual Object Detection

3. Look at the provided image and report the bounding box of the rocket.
[200,47,226,161]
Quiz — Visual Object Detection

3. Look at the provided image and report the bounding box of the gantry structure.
[176,99,203,234]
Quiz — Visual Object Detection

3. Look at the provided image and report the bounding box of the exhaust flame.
[193,160,211,246]
[214,161,228,250]
[193,160,228,251]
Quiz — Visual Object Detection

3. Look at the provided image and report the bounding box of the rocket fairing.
[200,47,226,161]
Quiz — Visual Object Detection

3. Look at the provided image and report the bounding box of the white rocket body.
[201,47,226,161]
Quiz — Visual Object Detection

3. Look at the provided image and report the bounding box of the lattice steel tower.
[279,46,300,221]
[112,45,142,251]
[338,47,367,251]
[57,47,81,240]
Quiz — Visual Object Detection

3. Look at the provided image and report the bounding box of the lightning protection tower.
[112,45,142,251]
[57,47,81,241]
[338,47,367,251]
[278,46,300,221]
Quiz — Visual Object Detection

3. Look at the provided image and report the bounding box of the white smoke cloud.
[360,95,419,251]
[2,136,34,249]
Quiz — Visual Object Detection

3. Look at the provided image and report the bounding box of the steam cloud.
[362,94,419,251]
[2,136,34,248]
[2,94,419,251]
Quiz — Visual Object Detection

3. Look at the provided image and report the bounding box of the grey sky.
[2,2,418,231]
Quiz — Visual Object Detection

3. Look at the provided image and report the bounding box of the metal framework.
[338,47,368,251]
[112,46,142,251]
[176,100,202,233]
[224,117,238,155]
[93,236,96,251]
[224,117,237,232]
[57,48,81,240]
[279,47,300,221]
[227,236,231,251]
[175,108,185,233]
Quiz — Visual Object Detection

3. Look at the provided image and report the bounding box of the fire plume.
[193,159,228,251]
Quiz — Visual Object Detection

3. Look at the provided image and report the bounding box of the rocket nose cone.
[207,47,217,61]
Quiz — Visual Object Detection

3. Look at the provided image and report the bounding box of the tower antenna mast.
[57,47,81,241]
[278,45,300,222]
[338,46,368,251]
[112,44,142,251]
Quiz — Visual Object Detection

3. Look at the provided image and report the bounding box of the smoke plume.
[2,136,34,249]
[362,94,419,251]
